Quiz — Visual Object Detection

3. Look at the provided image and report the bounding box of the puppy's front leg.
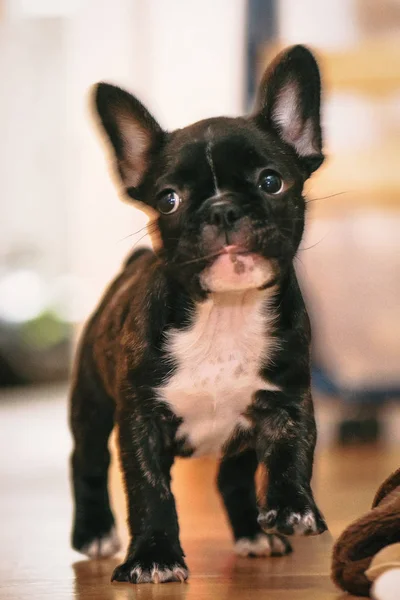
[112,404,187,584]
[255,390,328,536]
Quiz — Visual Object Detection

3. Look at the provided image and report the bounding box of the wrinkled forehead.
[156,118,285,193]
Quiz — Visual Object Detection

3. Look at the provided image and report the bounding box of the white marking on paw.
[151,565,173,584]
[270,535,289,555]
[82,527,121,559]
[136,564,188,584]
[287,512,301,526]
[260,509,277,524]
[172,566,188,582]
[287,510,318,535]
[130,566,145,582]
[296,510,317,534]
[234,534,273,557]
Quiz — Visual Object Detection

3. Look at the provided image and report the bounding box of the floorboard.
[1,385,398,599]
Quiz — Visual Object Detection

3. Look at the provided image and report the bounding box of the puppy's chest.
[157,293,277,456]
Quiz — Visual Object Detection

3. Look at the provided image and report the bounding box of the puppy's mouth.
[218,244,253,257]
[215,245,265,273]
[200,244,277,293]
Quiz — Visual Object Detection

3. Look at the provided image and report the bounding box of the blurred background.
[0,3,399,598]
[0,0,399,440]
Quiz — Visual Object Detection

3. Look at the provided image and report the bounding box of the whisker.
[118,222,158,244]
[173,251,221,267]
[129,231,154,250]
[298,234,329,252]
[305,190,349,204]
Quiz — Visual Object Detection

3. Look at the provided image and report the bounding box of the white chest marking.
[157,290,279,456]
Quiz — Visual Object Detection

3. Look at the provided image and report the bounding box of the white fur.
[82,527,121,559]
[261,508,319,536]
[200,253,275,293]
[203,134,276,294]
[130,564,188,583]
[151,565,188,583]
[157,290,279,456]
[234,534,287,557]
[294,510,318,535]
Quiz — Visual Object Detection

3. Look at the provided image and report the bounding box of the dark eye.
[157,191,181,215]
[259,170,284,195]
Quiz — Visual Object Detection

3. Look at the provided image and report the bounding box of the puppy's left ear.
[93,83,165,199]
[254,45,324,175]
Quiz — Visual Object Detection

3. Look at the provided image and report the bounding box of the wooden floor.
[1,385,399,600]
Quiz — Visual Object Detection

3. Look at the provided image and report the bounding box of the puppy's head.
[94,45,324,297]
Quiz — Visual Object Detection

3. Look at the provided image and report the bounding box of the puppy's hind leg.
[70,360,120,559]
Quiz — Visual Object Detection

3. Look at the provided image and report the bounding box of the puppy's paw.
[258,505,327,537]
[80,526,121,559]
[234,533,292,557]
[111,560,188,584]
[112,534,188,584]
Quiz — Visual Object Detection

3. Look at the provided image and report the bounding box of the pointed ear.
[93,83,164,197]
[254,45,324,175]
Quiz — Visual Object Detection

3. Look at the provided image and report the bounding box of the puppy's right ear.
[93,83,164,198]
[254,45,324,176]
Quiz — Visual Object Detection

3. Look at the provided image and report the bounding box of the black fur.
[70,45,327,584]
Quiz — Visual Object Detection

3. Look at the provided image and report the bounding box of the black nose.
[209,201,242,228]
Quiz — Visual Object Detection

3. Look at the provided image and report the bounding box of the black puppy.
[70,45,327,584]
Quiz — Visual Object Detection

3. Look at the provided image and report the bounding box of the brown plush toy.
[332,468,400,598]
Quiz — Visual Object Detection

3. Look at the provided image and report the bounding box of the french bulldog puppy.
[70,45,327,584]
